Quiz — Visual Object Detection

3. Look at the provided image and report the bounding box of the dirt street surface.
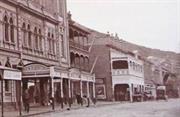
[34,99,180,117]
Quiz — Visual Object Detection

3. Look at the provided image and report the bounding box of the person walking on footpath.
[23,89,30,113]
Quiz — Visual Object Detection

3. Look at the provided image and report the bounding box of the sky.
[67,0,180,53]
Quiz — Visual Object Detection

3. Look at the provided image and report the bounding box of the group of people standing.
[22,88,96,113]
[55,90,92,109]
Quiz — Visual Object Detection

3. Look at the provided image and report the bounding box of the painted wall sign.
[96,84,106,99]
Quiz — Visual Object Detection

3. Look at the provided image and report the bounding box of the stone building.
[0,0,69,107]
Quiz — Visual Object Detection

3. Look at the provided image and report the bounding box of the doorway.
[114,84,129,101]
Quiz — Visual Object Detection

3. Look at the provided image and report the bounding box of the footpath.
[0,101,125,117]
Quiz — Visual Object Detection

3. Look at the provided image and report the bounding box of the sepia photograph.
[0,0,180,117]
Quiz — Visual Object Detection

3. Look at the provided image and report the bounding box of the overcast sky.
[67,0,180,53]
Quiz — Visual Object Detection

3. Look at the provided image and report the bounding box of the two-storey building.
[110,47,144,102]
[68,14,95,105]
[90,34,144,102]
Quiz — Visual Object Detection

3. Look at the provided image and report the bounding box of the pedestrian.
[23,89,30,113]
[55,89,60,104]
[49,97,55,110]
[92,97,97,105]
[86,97,90,107]
[76,93,81,105]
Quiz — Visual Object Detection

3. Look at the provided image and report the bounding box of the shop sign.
[3,70,21,80]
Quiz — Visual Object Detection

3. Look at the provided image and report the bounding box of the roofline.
[106,44,145,60]
[69,20,90,34]
[4,0,59,24]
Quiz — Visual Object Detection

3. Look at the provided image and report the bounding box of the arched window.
[52,34,55,54]
[34,27,38,50]
[39,29,42,50]
[22,23,26,46]
[85,57,89,71]
[4,15,9,42]
[75,54,80,68]
[48,32,51,53]
[70,52,75,66]
[9,17,14,43]
[27,24,31,47]
[80,55,84,70]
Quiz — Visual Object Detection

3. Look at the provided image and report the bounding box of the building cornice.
[5,0,60,24]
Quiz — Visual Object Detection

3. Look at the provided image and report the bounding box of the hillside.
[88,29,180,74]
[71,21,180,74]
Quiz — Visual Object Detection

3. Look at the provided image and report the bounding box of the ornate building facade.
[68,14,96,105]
[0,0,95,110]
[0,0,70,107]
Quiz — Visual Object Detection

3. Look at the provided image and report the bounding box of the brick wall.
[90,45,113,100]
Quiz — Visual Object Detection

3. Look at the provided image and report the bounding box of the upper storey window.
[3,15,15,44]
[22,23,32,48]
[34,27,42,51]
[34,27,38,50]
[38,29,42,51]
[112,60,128,69]
[51,34,55,54]
[48,32,51,53]
[22,23,27,47]
[27,25,32,48]
[47,32,56,55]
[9,18,14,43]
[69,27,89,51]
[4,15,9,42]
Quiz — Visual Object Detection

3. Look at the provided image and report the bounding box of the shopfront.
[0,66,22,116]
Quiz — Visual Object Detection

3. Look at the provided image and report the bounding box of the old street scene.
[33,99,180,117]
[0,0,180,117]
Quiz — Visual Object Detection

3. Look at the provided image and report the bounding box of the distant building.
[144,56,179,98]
[90,36,144,101]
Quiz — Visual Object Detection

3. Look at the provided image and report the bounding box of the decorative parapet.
[6,0,62,24]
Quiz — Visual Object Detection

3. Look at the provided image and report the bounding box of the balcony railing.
[112,69,129,76]
[69,40,88,51]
